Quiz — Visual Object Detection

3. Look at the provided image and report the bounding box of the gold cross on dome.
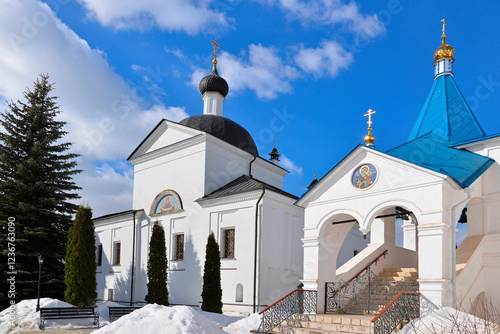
[441,19,446,35]
[212,39,220,59]
[364,109,376,127]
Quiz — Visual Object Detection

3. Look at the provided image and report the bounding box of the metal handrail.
[371,291,420,333]
[256,289,317,333]
[371,291,419,322]
[324,265,419,314]
[371,291,438,334]
[347,249,388,283]
[258,289,313,315]
[324,250,388,312]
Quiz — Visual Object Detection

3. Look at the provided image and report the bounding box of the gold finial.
[269,140,281,159]
[441,19,447,40]
[211,39,220,71]
[433,19,455,64]
[314,171,317,179]
[364,109,376,147]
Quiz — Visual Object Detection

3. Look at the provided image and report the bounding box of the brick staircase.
[342,268,419,314]
[378,268,418,282]
[270,313,374,334]
[258,267,419,334]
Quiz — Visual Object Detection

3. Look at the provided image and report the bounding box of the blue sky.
[1,0,499,229]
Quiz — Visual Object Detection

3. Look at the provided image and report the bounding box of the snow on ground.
[0,298,73,333]
[0,298,261,334]
[95,301,124,326]
[1,299,128,333]
[400,307,500,334]
[92,304,225,334]
[222,313,262,334]
[196,309,243,327]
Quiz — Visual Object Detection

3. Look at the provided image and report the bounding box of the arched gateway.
[294,21,500,321]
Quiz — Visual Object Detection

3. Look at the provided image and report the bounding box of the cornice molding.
[130,134,206,165]
[197,191,262,208]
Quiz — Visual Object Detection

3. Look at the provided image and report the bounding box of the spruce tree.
[145,221,169,305]
[64,205,97,306]
[0,74,81,308]
[201,232,222,313]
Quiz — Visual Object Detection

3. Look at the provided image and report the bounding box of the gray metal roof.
[197,174,298,201]
[179,114,258,157]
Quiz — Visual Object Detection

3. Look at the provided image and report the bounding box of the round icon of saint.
[352,164,377,189]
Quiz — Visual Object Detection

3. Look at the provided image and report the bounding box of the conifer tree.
[201,232,222,313]
[64,205,97,306]
[0,75,81,308]
[145,221,169,305]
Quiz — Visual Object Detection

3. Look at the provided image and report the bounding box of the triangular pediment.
[296,145,449,207]
[127,119,203,161]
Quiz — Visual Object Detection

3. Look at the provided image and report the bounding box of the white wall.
[95,214,135,304]
[258,193,304,309]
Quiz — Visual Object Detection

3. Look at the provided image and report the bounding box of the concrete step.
[380,268,417,275]
[377,276,418,282]
[379,271,417,278]
[271,314,374,334]
[378,267,418,283]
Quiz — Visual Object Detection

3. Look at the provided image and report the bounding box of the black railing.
[257,289,317,333]
[371,291,438,334]
[325,265,419,314]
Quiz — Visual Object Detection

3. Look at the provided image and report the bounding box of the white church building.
[93,44,365,314]
[296,22,500,316]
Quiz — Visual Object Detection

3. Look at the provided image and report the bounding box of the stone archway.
[301,210,362,313]
[358,201,422,276]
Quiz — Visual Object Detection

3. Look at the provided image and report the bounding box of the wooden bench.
[39,307,99,330]
[109,306,142,322]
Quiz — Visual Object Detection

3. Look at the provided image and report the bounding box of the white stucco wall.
[95,123,303,314]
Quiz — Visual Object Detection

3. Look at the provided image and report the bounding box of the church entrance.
[322,204,421,315]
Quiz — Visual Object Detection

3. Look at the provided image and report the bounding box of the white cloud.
[77,0,230,34]
[0,0,180,160]
[165,47,187,60]
[76,160,133,217]
[281,156,303,175]
[190,44,299,100]
[189,68,206,92]
[0,0,187,215]
[131,64,145,72]
[263,0,385,38]
[139,105,189,129]
[295,41,353,78]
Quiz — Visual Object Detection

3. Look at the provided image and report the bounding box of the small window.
[223,229,235,259]
[236,284,243,302]
[174,234,184,260]
[96,244,103,266]
[112,242,121,265]
[107,289,114,301]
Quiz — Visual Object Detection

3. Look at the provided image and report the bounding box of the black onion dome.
[179,114,258,157]
[199,68,229,97]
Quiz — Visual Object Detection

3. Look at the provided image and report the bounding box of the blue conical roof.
[408,74,485,144]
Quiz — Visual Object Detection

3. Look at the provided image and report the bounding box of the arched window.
[235,284,243,302]
[150,190,183,215]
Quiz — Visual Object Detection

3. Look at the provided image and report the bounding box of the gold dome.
[433,19,455,64]
[364,130,375,146]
